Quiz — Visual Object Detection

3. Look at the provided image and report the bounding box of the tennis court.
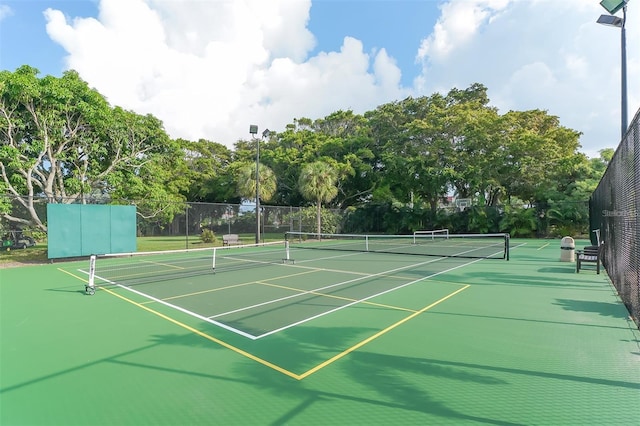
[1,237,638,425]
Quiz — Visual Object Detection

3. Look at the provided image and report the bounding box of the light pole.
[261,129,270,243]
[597,0,629,139]
[249,125,259,244]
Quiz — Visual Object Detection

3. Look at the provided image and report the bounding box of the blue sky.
[1,0,639,158]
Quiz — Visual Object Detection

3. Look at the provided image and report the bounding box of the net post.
[86,255,96,295]
[505,234,510,261]
[283,240,294,264]
[365,235,369,252]
[212,247,217,272]
[88,255,96,287]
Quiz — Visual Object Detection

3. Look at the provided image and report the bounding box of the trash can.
[560,236,575,262]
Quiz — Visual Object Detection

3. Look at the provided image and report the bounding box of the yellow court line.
[57,267,301,379]
[143,269,320,304]
[57,267,469,381]
[297,284,471,380]
[148,263,413,306]
[416,278,471,286]
[91,266,198,282]
[282,261,421,282]
[101,285,301,379]
[256,281,419,313]
[537,242,551,250]
[144,265,443,306]
[139,259,185,270]
[260,268,319,282]
[143,282,255,304]
[58,268,90,283]
[61,264,214,302]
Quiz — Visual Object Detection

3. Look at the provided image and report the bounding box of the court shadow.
[537,266,577,274]
[45,287,86,294]
[245,348,520,426]
[553,298,629,319]
[150,332,216,347]
[283,325,380,350]
[459,271,596,289]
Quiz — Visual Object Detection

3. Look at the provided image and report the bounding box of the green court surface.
[1,239,638,425]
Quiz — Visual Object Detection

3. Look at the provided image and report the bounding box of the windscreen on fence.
[590,109,640,329]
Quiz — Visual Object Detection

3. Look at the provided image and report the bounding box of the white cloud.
[42,0,639,158]
[44,0,405,146]
[415,0,640,157]
[416,0,511,62]
[0,4,13,21]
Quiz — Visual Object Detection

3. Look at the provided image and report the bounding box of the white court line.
[80,242,520,340]
[207,256,448,321]
[250,244,517,339]
[254,256,489,339]
[78,270,259,339]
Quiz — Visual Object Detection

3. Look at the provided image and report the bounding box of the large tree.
[446,84,503,204]
[498,109,582,204]
[178,138,234,202]
[367,94,456,212]
[313,110,376,208]
[0,66,181,230]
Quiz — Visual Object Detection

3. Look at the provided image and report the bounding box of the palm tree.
[236,162,277,202]
[298,161,338,237]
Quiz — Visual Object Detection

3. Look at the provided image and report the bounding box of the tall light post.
[597,0,629,139]
[260,129,270,243]
[249,125,259,244]
[226,204,232,235]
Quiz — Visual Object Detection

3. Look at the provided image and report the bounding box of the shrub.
[499,206,537,237]
[200,228,216,243]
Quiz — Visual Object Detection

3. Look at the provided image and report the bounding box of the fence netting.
[136,202,330,240]
[590,109,640,329]
[0,197,344,243]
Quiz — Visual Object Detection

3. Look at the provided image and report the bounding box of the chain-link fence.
[2,193,591,243]
[136,202,321,241]
[590,109,640,329]
[0,197,345,245]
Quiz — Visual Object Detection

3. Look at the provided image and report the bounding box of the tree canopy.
[1,66,184,229]
[1,67,608,236]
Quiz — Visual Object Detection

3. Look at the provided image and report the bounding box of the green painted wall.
[47,204,136,259]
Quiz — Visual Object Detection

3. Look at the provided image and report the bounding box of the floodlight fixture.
[599,0,628,15]
[597,14,623,27]
[596,0,629,139]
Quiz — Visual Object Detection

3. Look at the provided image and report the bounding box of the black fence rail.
[590,108,640,329]
[135,202,342,241]
[1,192,591,242]
[0,196,345,244]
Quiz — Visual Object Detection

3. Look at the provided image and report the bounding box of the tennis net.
[284,231,509,260]
[413,229,450,243]
[86,241,285,291]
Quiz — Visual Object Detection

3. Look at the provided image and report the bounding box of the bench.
[222,234,241,246]
[576,243,603,274]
